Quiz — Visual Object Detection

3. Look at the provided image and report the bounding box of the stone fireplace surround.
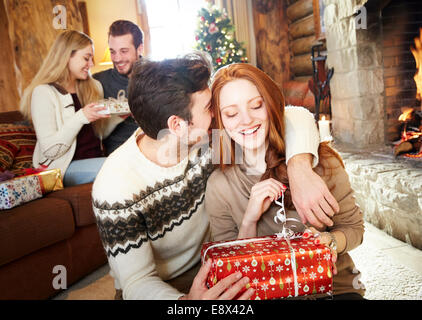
[323,0,422,249]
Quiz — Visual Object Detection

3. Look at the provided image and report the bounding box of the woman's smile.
[239,124,261,136]
[219,78,269,151]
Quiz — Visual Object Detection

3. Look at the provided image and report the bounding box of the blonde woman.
[20,30,123,186]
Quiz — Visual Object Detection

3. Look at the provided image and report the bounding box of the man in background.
[94,20,143,155]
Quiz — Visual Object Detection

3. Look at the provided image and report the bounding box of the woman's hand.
[119,114,131,120]
[303,227,338,275]
[180,259,255,300]
[239,179,287,239]
[82,103,110,122]
[244,178,287,226]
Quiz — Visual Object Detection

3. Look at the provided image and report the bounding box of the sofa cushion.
[0,224,107,299]
[46,183,96,227]
[0,124,36,174]
[0,139,19,171]
[0,197,75,267]
[0,111,24,123]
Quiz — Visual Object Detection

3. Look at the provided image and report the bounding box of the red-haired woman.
[205,63,366,300]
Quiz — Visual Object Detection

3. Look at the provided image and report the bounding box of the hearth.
[323,0,422,250]
[324,0,422,159]
[382,1,422,158]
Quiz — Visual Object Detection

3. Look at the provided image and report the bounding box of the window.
[145,0,207,60]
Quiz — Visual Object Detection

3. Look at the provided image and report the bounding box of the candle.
[318,116,332,141]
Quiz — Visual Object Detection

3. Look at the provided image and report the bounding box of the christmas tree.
[194,4,248,69]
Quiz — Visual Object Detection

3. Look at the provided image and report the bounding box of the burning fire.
[410,27,422,108]
[398,108,414,122]
[394,29,422,159]
[396,108,422,158]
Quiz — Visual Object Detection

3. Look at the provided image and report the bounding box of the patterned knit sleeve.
[92,194,184,300]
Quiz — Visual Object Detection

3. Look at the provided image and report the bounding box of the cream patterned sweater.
[91,106,320,300]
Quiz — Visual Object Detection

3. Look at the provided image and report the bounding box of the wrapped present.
[0,168,63,210]
[97,89,130,115]
[201,234,333,300]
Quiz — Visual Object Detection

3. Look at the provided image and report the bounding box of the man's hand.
[180,259,255,300]
[287,154,339,229]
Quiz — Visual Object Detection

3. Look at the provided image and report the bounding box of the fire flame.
[410,27,422,107]
[398,108,414,122]
[395,28,422,158]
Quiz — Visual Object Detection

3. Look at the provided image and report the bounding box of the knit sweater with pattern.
[91,106,320,300]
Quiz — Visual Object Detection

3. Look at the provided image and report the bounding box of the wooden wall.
[0,0,83,113]
[252,0,325,84]
[286,0,325,81]
[0,0,19,112]
[252,0,291,88]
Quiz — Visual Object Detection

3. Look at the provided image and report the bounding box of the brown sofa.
[0,111,107,300]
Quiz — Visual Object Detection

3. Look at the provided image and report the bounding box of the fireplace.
[323,0,422,250]
[324,0,422,155]
[382,1,422,157]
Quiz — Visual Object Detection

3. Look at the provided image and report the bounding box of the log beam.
[286,0,314,22]
[289,14,315,39]
[292,35,325,55]
[292,53,313,77]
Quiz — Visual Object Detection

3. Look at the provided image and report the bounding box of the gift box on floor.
[201,235,333,300]
[0,168,63,210]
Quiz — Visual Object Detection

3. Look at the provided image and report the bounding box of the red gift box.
[201,235,333,300]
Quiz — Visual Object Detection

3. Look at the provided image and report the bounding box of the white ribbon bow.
[116,89,126,101]
[273,192,302,240]
[273,190,301,297]
[108,89,127,105]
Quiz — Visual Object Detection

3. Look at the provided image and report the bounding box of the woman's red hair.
[211,63,286,169]
[210,63,344,209]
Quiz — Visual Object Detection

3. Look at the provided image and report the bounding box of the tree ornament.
[208,22,219,34]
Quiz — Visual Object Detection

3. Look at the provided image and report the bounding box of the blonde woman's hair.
[20,30,101,120]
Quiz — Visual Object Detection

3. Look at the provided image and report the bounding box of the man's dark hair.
[108,20,143,49]
[128,52,213,139]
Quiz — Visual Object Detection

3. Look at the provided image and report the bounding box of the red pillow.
[283,81,309,106]
[0,139,20,172]
[0,124,36,173]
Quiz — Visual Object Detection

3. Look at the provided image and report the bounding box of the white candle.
[318,116,332,141]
